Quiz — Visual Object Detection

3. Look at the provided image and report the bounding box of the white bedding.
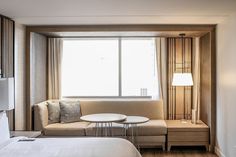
[0,112,10,145]
[0,137,141,157]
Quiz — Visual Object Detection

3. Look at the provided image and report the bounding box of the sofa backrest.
[34,99,164,130]
[80,100,164,120]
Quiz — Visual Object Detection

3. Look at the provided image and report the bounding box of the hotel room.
[0,0,236,157]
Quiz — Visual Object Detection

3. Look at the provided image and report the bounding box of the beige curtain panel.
[155,38,167,119]
[48,38,63,99]
[192,37,201,122]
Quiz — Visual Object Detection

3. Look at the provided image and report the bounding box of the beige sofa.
[34,100,167,149]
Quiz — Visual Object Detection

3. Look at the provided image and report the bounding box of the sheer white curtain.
[155,38,167,119]
[48,38,63,99]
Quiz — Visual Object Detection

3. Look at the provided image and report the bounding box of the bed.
[0,137,141,157]
[0,112,141,157]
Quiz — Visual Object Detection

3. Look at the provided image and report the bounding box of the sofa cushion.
[34,101,49,131]
[85,123,125,136]
[127,120,167,136]
[47,101,60,124]
[44,122,89,136]
[59,101,81,123]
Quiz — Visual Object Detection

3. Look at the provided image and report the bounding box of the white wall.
[216,14,236,157]
[14,23,26,130]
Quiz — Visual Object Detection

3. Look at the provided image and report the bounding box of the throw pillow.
[47,101,60,124]
[59,101,81,123]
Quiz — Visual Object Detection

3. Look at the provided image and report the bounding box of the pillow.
[59,101,81,123]
[0,112,10,145]
[47,102,60,124]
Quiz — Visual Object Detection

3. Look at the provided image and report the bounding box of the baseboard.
[215,146,226,157]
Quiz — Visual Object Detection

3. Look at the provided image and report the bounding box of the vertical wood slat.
[2,18,7,77]
[0,17,1,76]
[9,20,14,77]
[1,18,14,77]
[3,18,7,77]
[0,16,15,130]
[167,38,193,120]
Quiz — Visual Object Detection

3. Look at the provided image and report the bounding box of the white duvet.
[0,137,141,157]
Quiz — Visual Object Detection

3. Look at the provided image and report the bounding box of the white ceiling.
[0,0,236,25]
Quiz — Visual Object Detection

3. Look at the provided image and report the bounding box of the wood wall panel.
[200,31,216,152]
[26,25,214,34]
[200,34,211,124]
[25,25,216,137]
[0,16,15,130]
[0,17,1,75]
[167,38,193,120]
[1,18,14,77]
[26,32,47,130]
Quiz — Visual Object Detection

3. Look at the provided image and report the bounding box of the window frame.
[62,37,156,99]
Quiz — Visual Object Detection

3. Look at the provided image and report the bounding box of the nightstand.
[166,120,209,151]
[10,131,41,138]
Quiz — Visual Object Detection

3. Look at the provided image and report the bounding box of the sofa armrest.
[34,101,48,131]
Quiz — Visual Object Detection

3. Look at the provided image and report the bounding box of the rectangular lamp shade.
[172,73,193,86]
[0,78,14,111]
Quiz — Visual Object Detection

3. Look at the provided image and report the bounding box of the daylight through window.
[62,38,159,98]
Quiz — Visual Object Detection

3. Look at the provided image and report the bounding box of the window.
[121,39,157,96]
[62,39,119,97]
[62,38,158,98]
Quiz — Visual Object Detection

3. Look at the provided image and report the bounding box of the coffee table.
[80,113,127,136]
[118,116,149,149]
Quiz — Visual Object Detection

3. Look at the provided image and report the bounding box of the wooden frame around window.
[26,24,216,152]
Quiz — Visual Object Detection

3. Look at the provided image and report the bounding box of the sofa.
[34,100,167,150]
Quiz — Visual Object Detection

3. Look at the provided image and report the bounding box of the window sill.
[61,96,159,101]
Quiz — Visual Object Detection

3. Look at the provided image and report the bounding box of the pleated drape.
[192,37,201,122]
[155,38,168,119]
[47,38,63,99]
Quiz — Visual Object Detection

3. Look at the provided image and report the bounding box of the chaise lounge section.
[34,100,167,149]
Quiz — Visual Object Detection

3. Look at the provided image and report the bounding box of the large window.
[62,38,158,98]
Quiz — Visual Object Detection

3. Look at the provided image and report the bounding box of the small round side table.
[80,113,127,137]
[118,116,149,149]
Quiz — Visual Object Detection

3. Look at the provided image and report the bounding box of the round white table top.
[80,113,127,123]
[118,116,149,124]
